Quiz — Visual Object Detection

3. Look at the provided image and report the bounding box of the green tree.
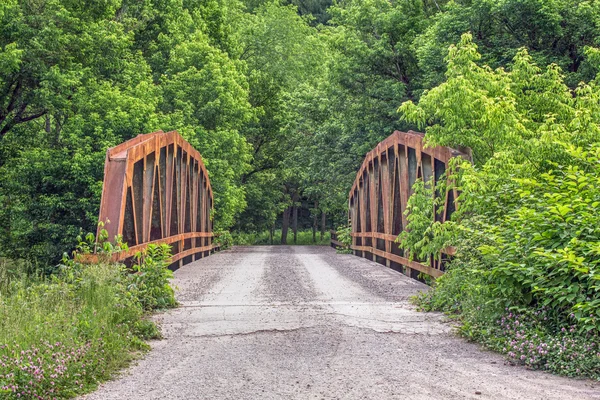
[234,1,327,232]
[414,0,600,88]
[0,0,254,264]
[401,33,600,167]
[0,0,161,265]
[161,30,254,229]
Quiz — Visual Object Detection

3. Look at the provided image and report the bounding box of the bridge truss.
[98,130,217,268]
[347,130,469,279]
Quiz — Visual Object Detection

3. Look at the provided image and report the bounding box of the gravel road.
[83,246,599,399]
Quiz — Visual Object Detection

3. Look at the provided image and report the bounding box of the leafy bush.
[334,225,352,254]
[478,145,600,333]
[413,144,600,380]
[132,244,177,311]
[214,230,234,250]
[397,176,456,262]
[402,33,600,380]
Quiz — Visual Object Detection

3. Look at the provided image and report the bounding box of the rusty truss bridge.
[333,130,469,279]
[97,130,217,268]
[97,129,467,277]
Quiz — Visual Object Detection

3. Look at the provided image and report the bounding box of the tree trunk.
[269,225,274,245]
[312,201,318,243]
[281,206,291,244]
[320,211,326,241]
[45,115,51,134]
[292,192,299,244]
[292,206,298,245]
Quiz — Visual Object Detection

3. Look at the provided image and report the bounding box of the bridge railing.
[97,130,218,269]
[346,130,469,279]
[330,230,344,249]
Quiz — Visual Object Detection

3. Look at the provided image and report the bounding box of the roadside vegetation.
[398,34,600,380]
[0,232,176,398]
[233,229,331,246]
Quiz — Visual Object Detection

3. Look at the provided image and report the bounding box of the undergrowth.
[233,229,331,246]
[411,145,600,380]
[0,229,176,398]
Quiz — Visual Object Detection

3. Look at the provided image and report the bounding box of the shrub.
[214,230,234,250]
[131,244,177,311]
[413,144,600,380]
[335,225,352,254]
[397,176,456,262]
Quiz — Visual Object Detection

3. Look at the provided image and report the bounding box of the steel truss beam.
[97,130,217,268]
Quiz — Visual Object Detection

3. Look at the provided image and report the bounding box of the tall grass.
[233,229,331,246]
[0,244,174,398]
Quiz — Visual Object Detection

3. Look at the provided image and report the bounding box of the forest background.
[1,0,599,267]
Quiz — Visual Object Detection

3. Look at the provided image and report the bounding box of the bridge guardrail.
[330,230,345,249]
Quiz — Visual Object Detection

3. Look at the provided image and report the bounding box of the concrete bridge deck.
[83,246,598,399]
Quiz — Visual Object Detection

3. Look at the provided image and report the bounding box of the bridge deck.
[83,246,597,400]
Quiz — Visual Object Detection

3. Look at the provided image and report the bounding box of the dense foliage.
[402,34,600,379]
[4,0,600,264]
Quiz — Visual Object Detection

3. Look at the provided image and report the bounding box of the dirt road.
[83,246,599,399]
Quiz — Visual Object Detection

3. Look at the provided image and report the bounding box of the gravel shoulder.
[82,246,599,400]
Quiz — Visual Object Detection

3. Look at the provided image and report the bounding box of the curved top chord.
[350,130,467,196]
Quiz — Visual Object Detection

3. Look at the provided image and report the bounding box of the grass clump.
[0,233,176,398]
